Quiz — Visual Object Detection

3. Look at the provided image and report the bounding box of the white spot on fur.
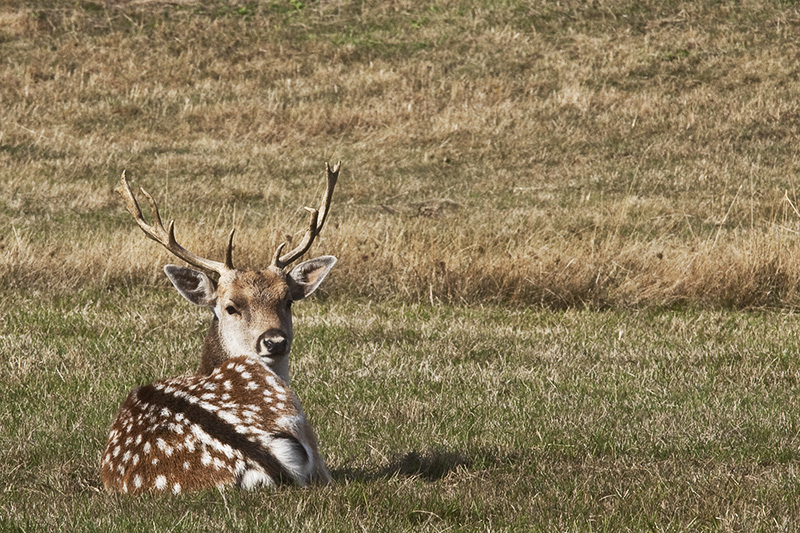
[221,443,236,459]
[275,415,297,431]
[172,482,182,495]
[143,442,151,454]
[133,474,142,489]
[219,411,241,425]
[155,475,167,490]
[200,402,219,412]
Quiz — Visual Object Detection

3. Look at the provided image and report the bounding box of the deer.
[100,162,340,494]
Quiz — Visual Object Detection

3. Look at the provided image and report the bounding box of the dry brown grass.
[3,1,800,308]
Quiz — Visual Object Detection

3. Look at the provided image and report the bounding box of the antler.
[271,161,340,270]
[117,171,235,276]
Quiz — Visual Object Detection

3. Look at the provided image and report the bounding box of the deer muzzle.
[257,329,289,357]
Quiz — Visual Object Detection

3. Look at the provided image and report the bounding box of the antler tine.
[117,171,232,276]
[271,161,340,269]
[225,228,236,270]
[270,242,286,268]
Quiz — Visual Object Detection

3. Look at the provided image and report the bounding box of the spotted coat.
[100,356,327,494]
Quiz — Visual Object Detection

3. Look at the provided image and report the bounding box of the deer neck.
[268,356,291,386]
[197,316,227,376]
[197,316,292,386]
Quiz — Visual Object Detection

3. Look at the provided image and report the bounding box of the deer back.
[100,356,329,494]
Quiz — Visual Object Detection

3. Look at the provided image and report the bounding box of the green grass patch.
[3,289,800,529]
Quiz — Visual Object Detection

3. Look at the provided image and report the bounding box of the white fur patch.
[238,469,274,490]
[269,437,310,485]
[275,415,299,432]
[218,411,241,425]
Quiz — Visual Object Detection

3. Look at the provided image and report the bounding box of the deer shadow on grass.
[331,447,512,483]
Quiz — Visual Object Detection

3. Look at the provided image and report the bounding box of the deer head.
[117,162,340,382]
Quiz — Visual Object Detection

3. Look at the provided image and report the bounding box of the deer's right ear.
[164,265,217,308]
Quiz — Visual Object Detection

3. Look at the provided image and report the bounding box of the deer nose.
[257,329,288,357]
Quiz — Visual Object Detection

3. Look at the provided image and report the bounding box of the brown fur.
[100,355,331,494]
[197,317,226,376]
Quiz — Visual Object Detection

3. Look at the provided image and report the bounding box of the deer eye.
[225,304,241,317]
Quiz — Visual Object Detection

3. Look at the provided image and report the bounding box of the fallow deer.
[100,162,340,494]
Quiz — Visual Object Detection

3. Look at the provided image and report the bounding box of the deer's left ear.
[287,256,337,301]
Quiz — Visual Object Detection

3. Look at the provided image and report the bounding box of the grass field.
[3,0,800,530]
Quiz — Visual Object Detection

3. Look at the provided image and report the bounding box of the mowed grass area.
[3,0,800,530]
[4,288,800,530]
